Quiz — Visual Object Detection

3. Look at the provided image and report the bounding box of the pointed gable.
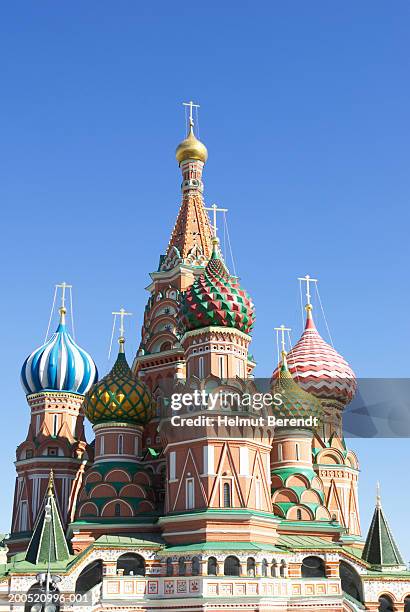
[362,493,404,568]
[25,472,70,565]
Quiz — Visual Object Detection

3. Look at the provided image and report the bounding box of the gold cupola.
[176,116,208,164]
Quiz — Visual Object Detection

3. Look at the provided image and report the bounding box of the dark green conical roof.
[25,471,70,565]
[362,486,404,568]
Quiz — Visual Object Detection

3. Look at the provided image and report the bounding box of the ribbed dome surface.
[180,244,255,334]
[281,307,356,404]
[21,312,97,396]
[83,350,154,425]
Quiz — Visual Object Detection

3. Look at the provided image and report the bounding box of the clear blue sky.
[0,2,409,559]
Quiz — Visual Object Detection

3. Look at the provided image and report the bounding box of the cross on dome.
[111,307,132,353]
[298,274,318,307]
[205,203,228,239]
[274,324,291,357]
[183,100,200,130]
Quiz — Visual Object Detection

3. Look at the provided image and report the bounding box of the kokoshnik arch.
[1,103,409,612]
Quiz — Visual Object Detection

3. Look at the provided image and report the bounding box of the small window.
[20,501,28,531]
[198,357,204,379]
[186,478,194,510]
[170,451,176,480]
[192,556,200,576]
[262,559,268,577]
[296,508,302,520]
[255,480,261,509]
[48,447,58,456]
[100,435,105,455]
[118,435,124,455]
[295,443,300,461]
[114,503,121,517]
[53,414,59,436]
[178,557,186,576]
[207,557,217,575]
[247,557,256,577]
[219,356,225,378]
[278,443,283,462]
[223,482,232,508]
[166,558,173,576]
[25,449,33,459]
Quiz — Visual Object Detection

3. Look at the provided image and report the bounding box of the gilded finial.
[47,469,54,497]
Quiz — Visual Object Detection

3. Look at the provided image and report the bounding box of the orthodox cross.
[274,324,291,354]
[112,307,133,339]
[376,481,381,508]
[56,281,72,309]
[205,203,228,238]
[298,274,318,306]
[183,100,200,129]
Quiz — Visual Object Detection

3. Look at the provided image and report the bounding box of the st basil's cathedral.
[1,106,409,612]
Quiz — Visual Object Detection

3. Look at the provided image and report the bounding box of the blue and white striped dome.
[21,308,98,396]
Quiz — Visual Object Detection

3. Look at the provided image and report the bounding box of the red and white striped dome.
[275,306,356,404]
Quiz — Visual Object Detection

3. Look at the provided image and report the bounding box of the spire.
[362,483,405,569]
[162,103,213,268]
[25,470,70,565]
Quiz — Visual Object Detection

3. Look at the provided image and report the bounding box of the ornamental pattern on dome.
[179,243,255,334]
[83,350,154,426]
[282,307,356,404]
[21,310,97,396]
[272,354,322,424]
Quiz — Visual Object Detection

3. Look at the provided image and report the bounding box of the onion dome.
[176,122,208,164]
[272,351,322,423]
[281,305,356,404]
[83,339,154,426]
[180,238,255,334]
[21,307,97,396]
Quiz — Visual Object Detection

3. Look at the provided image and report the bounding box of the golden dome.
[176,124,208,164]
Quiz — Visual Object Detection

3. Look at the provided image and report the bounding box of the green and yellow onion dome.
[180,238,255,334]
[83,341,154,426]
[271,351,322,425]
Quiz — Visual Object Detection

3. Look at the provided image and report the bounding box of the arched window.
[301,556,326,578]
[179,557,186,576]
[271,559,278,577]
[166,558,173,576]
[224,555,240,576]
[208,556,217,576]
[296,509,302,520]
[247,557,256,577]
[114,503,121,517]
[118,434,124,455]
[379,595,394,612]
[75,560,103,595]
[192,556,200,576]
[339,560,364,603]
[198,357,204,379]
[223,482,232,507]
[117,553,145,576]
[261,559,268,577]
[280,560,286,577]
